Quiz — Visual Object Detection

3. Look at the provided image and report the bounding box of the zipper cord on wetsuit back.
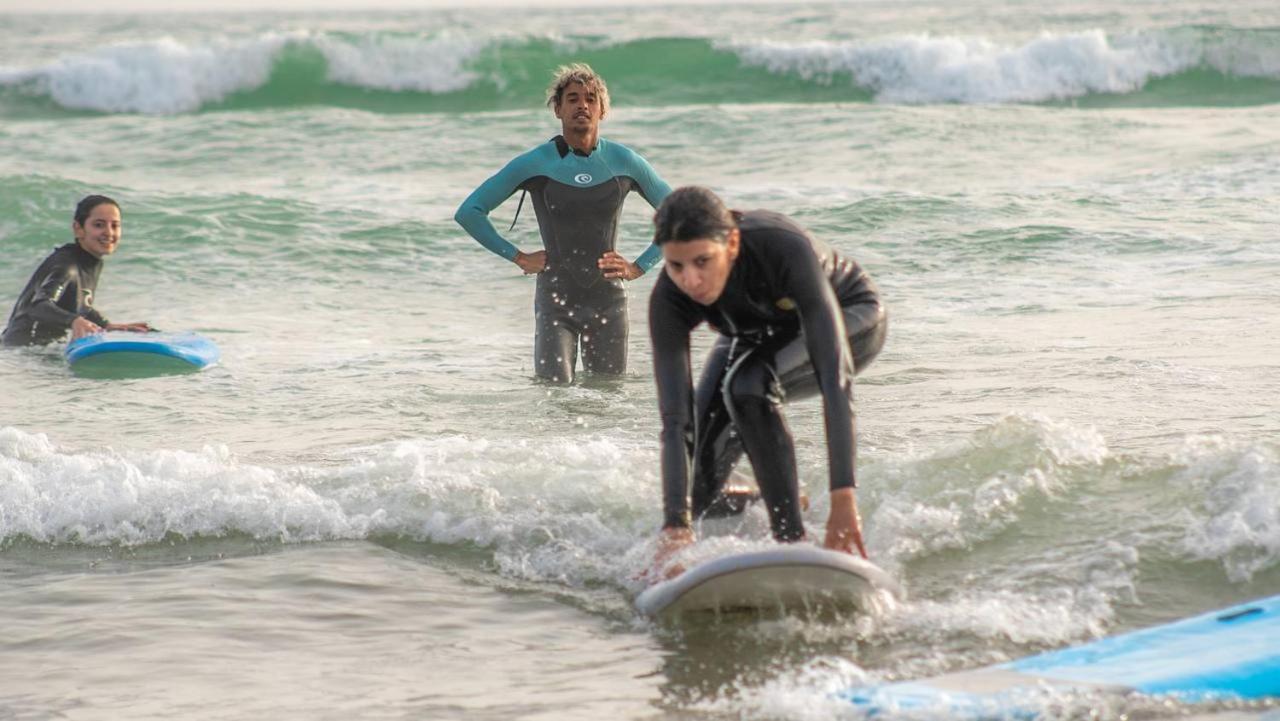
[508,190,527,232]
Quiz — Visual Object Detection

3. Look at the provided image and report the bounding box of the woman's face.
[661,229,740,306]
[73,203,121,258]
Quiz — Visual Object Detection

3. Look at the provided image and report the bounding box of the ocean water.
[2,1,1279,719]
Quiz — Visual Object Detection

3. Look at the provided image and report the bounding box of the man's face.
[73,204,121,258]
[554,81,603,134]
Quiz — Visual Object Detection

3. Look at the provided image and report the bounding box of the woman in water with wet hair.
[2,194,149,347]
[646,186,886,574]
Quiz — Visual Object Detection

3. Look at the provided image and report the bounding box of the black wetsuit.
[455,135,671,382]
[2,243,108,347]
[649,210,886,541]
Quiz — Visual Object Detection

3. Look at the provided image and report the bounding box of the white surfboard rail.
[636,545,901,619]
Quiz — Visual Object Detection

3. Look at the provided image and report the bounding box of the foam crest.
[21,34,297,114]
[1174,439,1280,582]
[871,414,1107,562]
[312,33,485,93]
[888,587,1113,649]
[695,657,872,721]
[0,428,657,588]
[0,30,492,115]
[849,583,1122,682]
[698,580,1150,721]
[0,429,380,545]
[351,435,659,587]
[724,27,1277,104]
[3,26,1276,114]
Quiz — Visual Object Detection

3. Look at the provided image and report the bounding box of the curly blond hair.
[545,63,610,117]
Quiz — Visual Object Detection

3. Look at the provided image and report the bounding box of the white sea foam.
[887,587,1114,650]
[0,426,377,544]
[0,31,491,114]
[311,32,485,93]
[698,586,1120,720]
[723,28,1279,104]
[1174,437,1280,582]
[0,427,658,588]
[872,414,1108,563]
[695,657,872,721]
[4,27,1276,113]
[11,34,297,114]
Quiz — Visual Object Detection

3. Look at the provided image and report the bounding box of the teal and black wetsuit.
[455,135,671,382]
[649,210,887,541]
[2,243,108,347]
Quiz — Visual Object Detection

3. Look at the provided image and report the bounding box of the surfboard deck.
[636,546,901,619]
[844,593,1280,717]
[66,331,220,378]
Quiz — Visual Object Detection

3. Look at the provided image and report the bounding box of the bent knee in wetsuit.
[720,347,806,542]
[688,303,887,540]
[772,302,887,396]
[688,340,741,517]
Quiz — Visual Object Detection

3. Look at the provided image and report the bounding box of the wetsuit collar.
[553,135,598,158]
[721,254,745,306]
[71,241,104,266]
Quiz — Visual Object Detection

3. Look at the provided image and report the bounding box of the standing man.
[455,63,671,383]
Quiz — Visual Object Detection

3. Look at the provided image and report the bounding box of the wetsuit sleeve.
[26,265,81,327]
[621,149,672,274]
[649,276,698,529]
[454,156,533,262]
[83,307,109,327]
[780,239,860,491]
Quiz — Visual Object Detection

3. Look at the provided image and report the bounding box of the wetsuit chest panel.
[704,211,880,339]
[705,251,801,341]
[529,176,632,290]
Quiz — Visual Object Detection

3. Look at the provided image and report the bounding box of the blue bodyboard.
[65,331,220,378]
[845,593,1280,718]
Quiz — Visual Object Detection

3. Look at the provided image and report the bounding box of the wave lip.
[1177,439,1280,583]
[0,30,488,115]
[872,413,1108,563]
[723,26,1280,104]
[311,32,486,93]
[4,33,297,115]
[2,26,1278,115]
[0,427,657,590]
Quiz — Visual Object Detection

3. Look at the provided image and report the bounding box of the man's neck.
[563,127,599,155]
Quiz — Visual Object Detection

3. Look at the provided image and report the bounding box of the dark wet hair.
[74,195,120,227]
[653,186,738,246]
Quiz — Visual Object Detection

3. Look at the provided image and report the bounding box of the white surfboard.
[636,545,901,619]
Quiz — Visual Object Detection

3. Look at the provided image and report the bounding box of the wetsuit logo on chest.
[574,173,593,185]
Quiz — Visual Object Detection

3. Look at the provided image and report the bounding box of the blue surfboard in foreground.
[846,593,1280,718]
[66,331,220,378]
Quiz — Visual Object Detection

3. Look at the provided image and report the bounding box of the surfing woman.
[647,186,886,574]
[2,195,149,347]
